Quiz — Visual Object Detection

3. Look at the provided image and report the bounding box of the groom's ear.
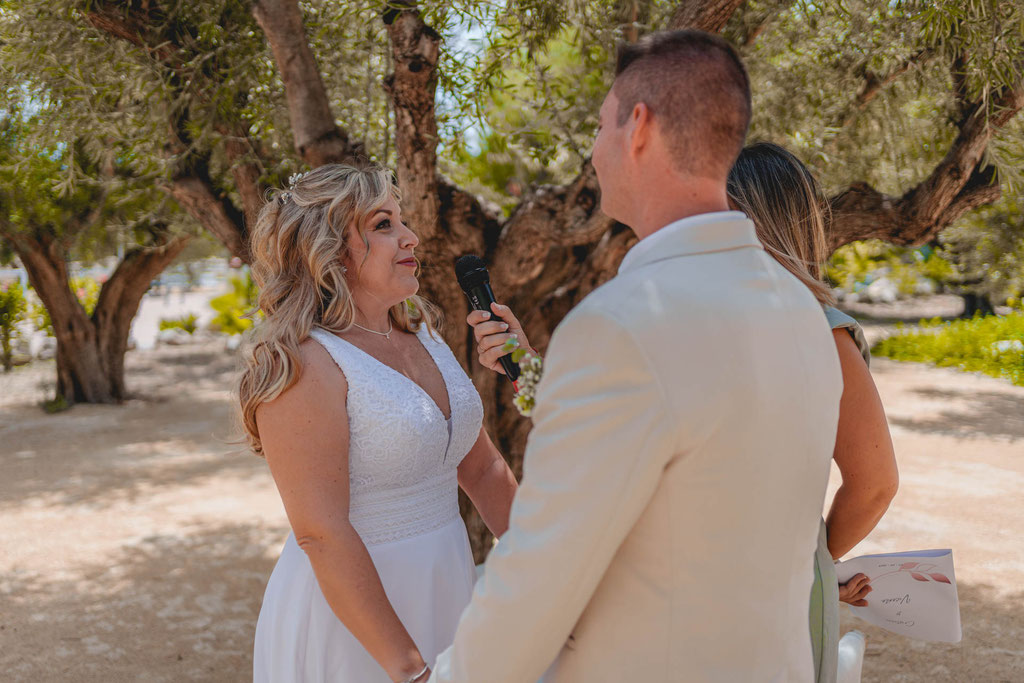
[627,102,654,159]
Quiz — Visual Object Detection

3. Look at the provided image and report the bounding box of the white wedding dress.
[253,324,485,682]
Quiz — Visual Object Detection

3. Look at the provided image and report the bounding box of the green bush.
[159,313,198,334]
[873,311,1024,386]
[209,273,260,336]
[0,280,28,371]
[826,241,954,297]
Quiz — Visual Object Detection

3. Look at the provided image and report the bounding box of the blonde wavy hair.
[727,142,836,306]
[238,163,440,456]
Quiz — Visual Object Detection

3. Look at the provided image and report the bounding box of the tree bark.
[669,0,745,33]
[385,7,442,241]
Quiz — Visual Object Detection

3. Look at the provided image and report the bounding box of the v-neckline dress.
[253,324,485,682]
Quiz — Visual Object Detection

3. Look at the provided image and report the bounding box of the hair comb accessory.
[279,171,310,204]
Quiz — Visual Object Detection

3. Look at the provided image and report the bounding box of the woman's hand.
[467,302,534,376]
[838,573,872,606]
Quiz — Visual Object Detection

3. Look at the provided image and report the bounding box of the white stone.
[32,334,56,360]
[914,278,937,296]
[991,340,1024,354]
[156,328,193,346]
[862,277,899,303]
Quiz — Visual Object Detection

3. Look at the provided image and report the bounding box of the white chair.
[836,630,866,683]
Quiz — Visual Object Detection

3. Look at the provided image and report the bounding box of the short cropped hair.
[614,30,752,178]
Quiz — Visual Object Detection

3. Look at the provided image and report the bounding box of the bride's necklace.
[352,319,394,341]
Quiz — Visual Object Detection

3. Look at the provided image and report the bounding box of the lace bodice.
[308,325,484,545]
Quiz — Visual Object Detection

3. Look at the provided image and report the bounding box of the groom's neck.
[628,176,732,241]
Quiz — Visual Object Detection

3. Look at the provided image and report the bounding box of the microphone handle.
[466,282,521,382]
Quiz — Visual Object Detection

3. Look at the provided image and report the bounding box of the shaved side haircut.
[614,30,752,178]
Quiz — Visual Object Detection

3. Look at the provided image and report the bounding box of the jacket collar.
[618,211,762,275]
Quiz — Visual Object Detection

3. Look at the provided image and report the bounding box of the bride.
[238,164,518,682]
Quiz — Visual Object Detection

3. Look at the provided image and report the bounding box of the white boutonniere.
[502,335,543,417]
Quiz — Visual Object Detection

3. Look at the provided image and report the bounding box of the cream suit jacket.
[430,212,843,682]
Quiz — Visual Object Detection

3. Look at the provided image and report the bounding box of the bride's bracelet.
[398,664,430,683]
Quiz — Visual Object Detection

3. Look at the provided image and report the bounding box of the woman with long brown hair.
[727,142,899,683]
[241,164,517,683]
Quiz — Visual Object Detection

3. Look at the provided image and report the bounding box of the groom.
[430,30,842,682]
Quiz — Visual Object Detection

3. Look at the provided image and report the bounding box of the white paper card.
[835,548,962,643]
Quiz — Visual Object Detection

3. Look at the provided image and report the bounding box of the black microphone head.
[455,254,490,291]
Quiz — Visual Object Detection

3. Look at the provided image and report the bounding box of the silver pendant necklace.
[352,320,394,341]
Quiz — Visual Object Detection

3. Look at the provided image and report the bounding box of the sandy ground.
[1,312,1022,682]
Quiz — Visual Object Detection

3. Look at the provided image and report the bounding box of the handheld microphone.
[454,255,521,383]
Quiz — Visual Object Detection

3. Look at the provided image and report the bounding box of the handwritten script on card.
[835,549,962,643]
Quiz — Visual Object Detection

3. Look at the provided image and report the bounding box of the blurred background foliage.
[0,0,1021,397]
[2,0,1021,308]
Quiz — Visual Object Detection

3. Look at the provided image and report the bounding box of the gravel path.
[0,323,1021,681]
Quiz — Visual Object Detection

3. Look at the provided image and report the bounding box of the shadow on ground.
[3,533,1020,683]
[890,387,1024,442]
[0,392,261,508]
[843,582,1024,682]
[0,344,259,508]
[0,522,283,683]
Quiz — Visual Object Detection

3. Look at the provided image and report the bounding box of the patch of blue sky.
[435,6,498,157]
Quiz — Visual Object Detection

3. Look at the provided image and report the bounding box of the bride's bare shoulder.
[256,336,348,423]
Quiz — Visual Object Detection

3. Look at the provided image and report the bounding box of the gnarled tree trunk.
[6,229,190,406]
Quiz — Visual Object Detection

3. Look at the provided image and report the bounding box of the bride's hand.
[838,573,871,606]
[467,302,535,375]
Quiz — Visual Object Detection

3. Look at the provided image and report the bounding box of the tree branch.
[742,20,768,48]
[85,2,180,64]
[733,1,795,49]
[3,230,77,317]
[94,229,192,329]
[167,153,249,261]
[859,50,932,108]
[251,0,365,166]
[384,4,442,240]
[833,49,935,132]
[950,51,971,122]
[220,128,266,228]
[669,0,745,33]
[829,79,1024,249]
[94,228,192,396]
[85,2,253,260]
